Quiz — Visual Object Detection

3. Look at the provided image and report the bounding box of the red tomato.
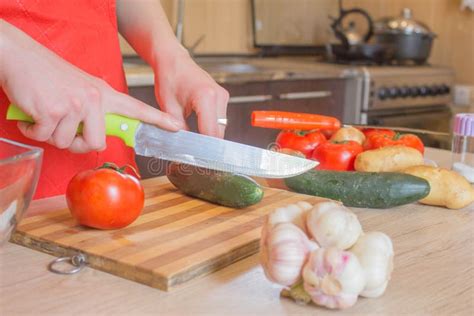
[66,163,144,229]
[364,133,424,154]
[312,141,364,171]
[361,128,396,140]
[320,128,338,139]
[275,130,327,158]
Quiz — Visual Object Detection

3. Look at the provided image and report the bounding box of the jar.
[452,113,474,183]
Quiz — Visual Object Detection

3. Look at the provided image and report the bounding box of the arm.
[0,19,183,153]
[116,0,229,138]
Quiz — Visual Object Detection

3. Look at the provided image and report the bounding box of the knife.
[6,105,317,178]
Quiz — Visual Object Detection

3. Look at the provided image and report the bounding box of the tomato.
[277,148,306,158]
[320,128,339,139]
[361,128,396,140]
[66,163,144,229]
[364,133,424,154]
[275,130,327,158]
[311,141,364,171]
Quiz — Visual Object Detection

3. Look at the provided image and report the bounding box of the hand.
[0,20,184,153]
[153,49,229,138]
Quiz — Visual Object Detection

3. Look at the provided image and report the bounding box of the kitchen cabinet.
[129,77,350,178]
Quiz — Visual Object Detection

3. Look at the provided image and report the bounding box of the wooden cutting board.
[11,176,322,291]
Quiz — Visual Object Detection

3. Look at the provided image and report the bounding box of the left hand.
[153,49,229,138]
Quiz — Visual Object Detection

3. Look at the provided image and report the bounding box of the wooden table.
[1,148,473,315]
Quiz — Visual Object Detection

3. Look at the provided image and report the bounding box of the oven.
[357,64,454,148]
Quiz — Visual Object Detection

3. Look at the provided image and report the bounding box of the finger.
[216,90,229,139]
[158,97,189,131]
[49,115,82,149]
[106,92,186,131]
[191,88,220,137]
[17,119,57,142]
[68,112,106,153]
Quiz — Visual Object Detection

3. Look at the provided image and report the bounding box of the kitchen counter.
[123,56,356,86]
[1,148,473,315]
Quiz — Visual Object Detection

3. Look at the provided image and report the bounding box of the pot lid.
[374,8,433,35]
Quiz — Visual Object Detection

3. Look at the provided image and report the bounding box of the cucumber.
[166,163,264,208]
[284,170,430,209]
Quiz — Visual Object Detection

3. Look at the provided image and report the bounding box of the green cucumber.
[284,170,430,209]
[166,163,264,208]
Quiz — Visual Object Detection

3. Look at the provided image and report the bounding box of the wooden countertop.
[1,148,473,315]
[123,56,349,87]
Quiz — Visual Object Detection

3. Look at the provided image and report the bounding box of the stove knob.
[425,86,435,96]
[440,84,451,95]
[419,86,429,97]
[409,86,420,97]
[388,87,399,99]
[378,87,388,100]
[399,86,410,98]
[431,85,441,96]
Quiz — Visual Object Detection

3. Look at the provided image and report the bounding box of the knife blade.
[6,105,317,178]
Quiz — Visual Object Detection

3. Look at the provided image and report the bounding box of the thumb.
[106,92,186,131]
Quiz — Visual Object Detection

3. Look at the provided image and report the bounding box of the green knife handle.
[6,104,139,147]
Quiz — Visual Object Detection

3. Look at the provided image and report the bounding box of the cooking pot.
[374,8,436,64]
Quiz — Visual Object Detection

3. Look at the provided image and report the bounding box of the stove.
[358,64,453,113]
[313,59,455,148]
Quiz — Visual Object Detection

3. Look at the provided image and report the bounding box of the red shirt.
[0,0,136,199]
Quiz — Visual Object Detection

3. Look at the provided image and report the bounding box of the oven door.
[366,105,452,149]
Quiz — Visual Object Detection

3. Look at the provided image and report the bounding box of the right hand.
[0,20,185,153]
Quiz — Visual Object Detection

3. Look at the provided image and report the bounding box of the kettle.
[330,1,374,48]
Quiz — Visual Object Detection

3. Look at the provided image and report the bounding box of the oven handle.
[279,91,332,100]
[228,95,272,104]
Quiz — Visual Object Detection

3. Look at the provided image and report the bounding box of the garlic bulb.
[302,248,366,309]
[306,201,362,250]
[260,222,318,287]
[350,232,394,298]
[265,201,312,233]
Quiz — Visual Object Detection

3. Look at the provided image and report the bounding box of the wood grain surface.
[10,177,322,291]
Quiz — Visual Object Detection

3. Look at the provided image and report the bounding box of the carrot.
[251,111,341,131]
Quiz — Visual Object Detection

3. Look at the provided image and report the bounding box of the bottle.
[452,113,474,183]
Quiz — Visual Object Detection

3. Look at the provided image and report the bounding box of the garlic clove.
[306,201,362,250]
[265,202,311,234]
[302,248,366,309]
[350,231,394,298]
[360,280,389,298]
[260,222,315,287]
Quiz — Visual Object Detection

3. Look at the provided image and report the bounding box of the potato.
[355,145,424,172]
[330,126,366,145]
[403,165,474,209]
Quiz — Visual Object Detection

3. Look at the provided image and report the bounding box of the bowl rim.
[0,138,43,164]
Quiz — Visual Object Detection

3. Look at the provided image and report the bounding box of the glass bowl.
[0,138,43,245]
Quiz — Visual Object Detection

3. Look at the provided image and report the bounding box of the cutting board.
[11,177,322,291]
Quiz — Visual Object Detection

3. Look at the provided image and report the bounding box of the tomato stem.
[97,162,141,179]
[294,129,316,136]
[98,162,121,171]
[120,164,141,179]
[393,132,403,140]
